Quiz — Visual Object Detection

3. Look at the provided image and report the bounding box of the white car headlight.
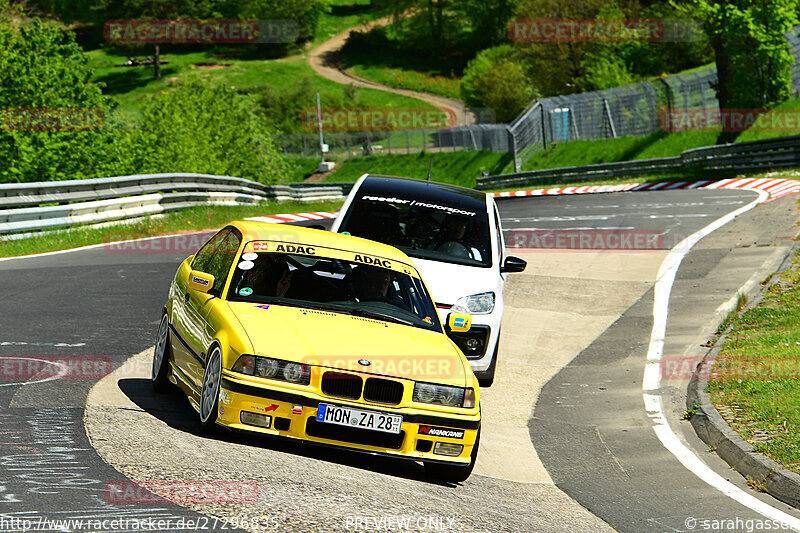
[451,292,495,315]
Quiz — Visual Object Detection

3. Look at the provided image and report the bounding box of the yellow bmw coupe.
[153,221,480,481]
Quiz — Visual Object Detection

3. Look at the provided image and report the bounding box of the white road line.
[642,189,800,530]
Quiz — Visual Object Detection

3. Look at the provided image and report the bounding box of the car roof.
[229,220,416,265]
[358,175,488,213]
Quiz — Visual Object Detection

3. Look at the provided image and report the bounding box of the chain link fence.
[279,27,800,170]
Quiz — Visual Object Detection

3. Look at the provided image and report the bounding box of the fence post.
[345,133,350,159]
[603,99,617,138]
[540,103,547,150]
[302,135,307,157]
[657,77,673,133]
[387,133,392,154]
[508,127,520,173]
[281,135,288,158]
[406,130,410,153]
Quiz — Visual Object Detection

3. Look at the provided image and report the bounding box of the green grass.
[350,64,461,99]
[313,0,388,47]
[709,248,800,474]
[88,49,435,124]
[0,200,342,258]
[322,151,511,188]
[513,131,720,174]
[736,97,800,143]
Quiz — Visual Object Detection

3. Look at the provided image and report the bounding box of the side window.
[493,205,504,265]
[191,228,242,293]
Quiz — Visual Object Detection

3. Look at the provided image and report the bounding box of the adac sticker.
[239,287,253,296]
[418,425,465,439]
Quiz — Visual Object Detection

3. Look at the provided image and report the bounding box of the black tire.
[476,334,499,388]
[151,315,173,393]
[199,346,222,432]
[425,430,480,483]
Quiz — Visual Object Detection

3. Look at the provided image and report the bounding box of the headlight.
[413,382,474,408]
[451,292,495,315]
[232,355,310,385]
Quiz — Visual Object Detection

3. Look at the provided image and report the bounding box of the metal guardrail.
[477,135,800,190]
[0,173,353,236]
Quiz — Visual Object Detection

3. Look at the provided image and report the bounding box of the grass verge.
[322,150,512,187]
[709,247,800,474]
[0,200,343,259]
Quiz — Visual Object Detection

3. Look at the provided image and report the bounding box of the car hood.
[408,257,497,307]
[226,301,470,387]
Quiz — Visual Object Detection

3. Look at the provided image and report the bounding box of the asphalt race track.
[2,188,800,533]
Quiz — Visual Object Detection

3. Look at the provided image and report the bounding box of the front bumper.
[217,373,480,465]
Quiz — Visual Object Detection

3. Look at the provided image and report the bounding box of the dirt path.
[307,16,474,127]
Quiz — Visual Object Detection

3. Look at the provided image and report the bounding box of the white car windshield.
[338,196,492,268]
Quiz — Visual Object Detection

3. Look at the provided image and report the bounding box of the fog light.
[433,442,463,457]
[465,338,480,349]
[240,411,272,429]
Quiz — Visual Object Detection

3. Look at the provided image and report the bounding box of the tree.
[461,45,536,122]
[688,0,799,142]
[0,19,117,182]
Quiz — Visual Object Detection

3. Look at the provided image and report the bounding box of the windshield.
[227,243,442,332]
[338,194,492,267]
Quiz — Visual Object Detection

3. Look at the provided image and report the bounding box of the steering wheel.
[436,241,472,259]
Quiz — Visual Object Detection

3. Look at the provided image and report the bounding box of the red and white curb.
[492,177,800,202]
[245,211,339,224]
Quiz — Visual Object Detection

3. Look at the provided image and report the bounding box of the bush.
[461,45,535,122]
[0,19,118,182]
[122,79,288,183]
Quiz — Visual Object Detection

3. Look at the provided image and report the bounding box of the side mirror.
[501,256,527,273]
[189,270,215,293]
[446,313,472,333]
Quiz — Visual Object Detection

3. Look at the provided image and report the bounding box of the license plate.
[316,403,402,434]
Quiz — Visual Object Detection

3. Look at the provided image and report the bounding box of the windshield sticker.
[238,260,255,270]
[353,254,391,268]
[239,287,253,296]
[243,241,419,278]
[360,195,476,217]
[241,252,258,261]
[274,244,315,255]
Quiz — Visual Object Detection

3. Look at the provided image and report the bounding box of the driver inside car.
[350,265,391,302]
[433,215,472,259]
